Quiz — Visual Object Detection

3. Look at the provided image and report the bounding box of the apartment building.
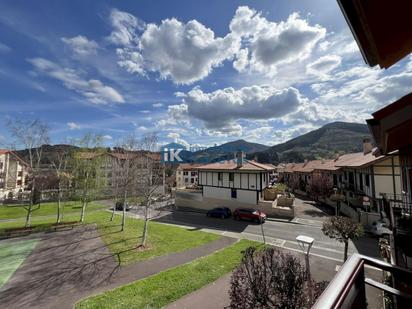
[176,163,202,188]
[0,150,29,199]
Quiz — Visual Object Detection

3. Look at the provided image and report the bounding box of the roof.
[337,0,412,68]
[0,149,30,166]
[197,159,275,172]
[0,149,10,155]
[282,151,386,174]
[177,163,204,171]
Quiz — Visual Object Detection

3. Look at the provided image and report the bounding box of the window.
[229,173,234,182]
[18,171,23,177]
[184,178,188,183]
[191,178,194,183]
[359,173,363,189]
[17,180,22,186]
[183,171,188,176]
[0,162,3,170]
[365,174,370,187]
[348,172,354,184]
[333,174,338,186]
[231,188,237,199]
[218,172,223,181]
[191,171,197,176]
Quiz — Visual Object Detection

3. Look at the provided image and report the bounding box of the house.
[196,152,274,207]
[176,163,203,188]
[0,150,29,200]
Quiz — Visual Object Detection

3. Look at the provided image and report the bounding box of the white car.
[370,220,392,237]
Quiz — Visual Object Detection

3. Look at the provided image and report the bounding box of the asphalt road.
[154,210,380,262]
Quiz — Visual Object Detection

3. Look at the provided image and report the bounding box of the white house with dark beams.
[197,152,274,206]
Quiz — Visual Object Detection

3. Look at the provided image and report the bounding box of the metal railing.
[313,254,412,309]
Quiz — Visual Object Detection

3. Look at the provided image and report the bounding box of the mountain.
[16,144,79,166]
[180,139,269,163]
[250,122,372,164]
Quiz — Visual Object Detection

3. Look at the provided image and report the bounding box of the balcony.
[314,254,412,309]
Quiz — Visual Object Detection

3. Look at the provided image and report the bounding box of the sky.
[1,0,412,149]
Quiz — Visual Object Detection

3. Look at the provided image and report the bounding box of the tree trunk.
[25,177,36,227]
[56,185,62,224]
[80,190,87,222]
[121,189,127,231]
[344,240,349,261]
[141,202,150,247]
[110,183,119,221]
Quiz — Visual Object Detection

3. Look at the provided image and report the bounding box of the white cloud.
[181,85,305,129]
[117,18,239,84]
[67,122,81,130]
[166,132,190,148]
[108,9,145,46]
[28,58,124,104]
[230,7,326,74]
[103,135,113,140]
[306,55,341,77]
[61,35,99,56]
[152,102,163,108]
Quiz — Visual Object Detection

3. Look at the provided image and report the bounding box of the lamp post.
[296,235,314,305]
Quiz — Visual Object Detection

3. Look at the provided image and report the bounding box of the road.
[154,210,380,263]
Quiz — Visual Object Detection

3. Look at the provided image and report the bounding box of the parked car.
[233,208,266,223]
[206,207,232,218]
[115,201,131,211]
[370,220,391,237]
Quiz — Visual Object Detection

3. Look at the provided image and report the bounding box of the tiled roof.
[177,163,204,170]
[282,151,386,174]
[197,159,274,171]
[0,149,10,155]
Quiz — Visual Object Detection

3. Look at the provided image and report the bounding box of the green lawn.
[86,212,220,265]
[0,200,108,220]
[0,238,39,288]
[76,239,259,309]
[0,208,220,266]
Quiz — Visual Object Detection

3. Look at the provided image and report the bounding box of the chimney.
[363,138,373,154]
[236,151,244,167]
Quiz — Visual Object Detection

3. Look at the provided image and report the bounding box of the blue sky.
[1,0,411,148]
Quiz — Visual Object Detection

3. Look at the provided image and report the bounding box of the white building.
[197,152,274,207]
[176,163,202,188]
[0,150,29,200]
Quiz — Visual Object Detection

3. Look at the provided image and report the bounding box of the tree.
[7,118,50,227]
[112,135,139,231]
[50,145,73,223]
[136,133,163,247]
[309,172,333,201]
[72,133,104,222]
[229,247,327,308]
[322,216,364,261]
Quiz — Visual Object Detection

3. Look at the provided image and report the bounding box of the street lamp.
[296,235,314,305]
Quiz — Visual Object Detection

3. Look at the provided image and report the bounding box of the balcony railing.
[313,254,412,309]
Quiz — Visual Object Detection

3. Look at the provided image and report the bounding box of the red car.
[233,208,266,223]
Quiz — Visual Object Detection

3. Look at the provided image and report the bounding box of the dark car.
[115,201,131,211]
[233,208,266,223]
[206,207,232,218]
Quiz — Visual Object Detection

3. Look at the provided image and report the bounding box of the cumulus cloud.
[116,18,239,84]
[306,55,341,77]
[230,7,326,73]
[61,35,99,56]
[28,58,124,104]
[67,122,81,130]
[166,132,190,148]
[181,85,305,129]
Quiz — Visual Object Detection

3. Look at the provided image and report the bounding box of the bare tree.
[50,145,73,223]
[322,216,364,261]
[6,118,49,227]
[112,135,139,231]
[308,172,333,201]
[136,134,163,247]
[72,133,104,222]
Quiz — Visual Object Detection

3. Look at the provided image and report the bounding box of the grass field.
[0,205,220,266]
[0,200,108,220]
[0,238,39,288]
[76,239,259,309]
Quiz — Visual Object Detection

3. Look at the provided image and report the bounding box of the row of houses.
[279,139,401,215]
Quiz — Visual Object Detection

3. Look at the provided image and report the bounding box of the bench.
[51,221,79,231]
[3,227,34,238]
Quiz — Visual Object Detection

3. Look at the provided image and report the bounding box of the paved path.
[0,225,236,309]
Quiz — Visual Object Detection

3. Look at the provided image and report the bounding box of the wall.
[203,186,257,205]
[198,171,266,191]
[373,156,402,198]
